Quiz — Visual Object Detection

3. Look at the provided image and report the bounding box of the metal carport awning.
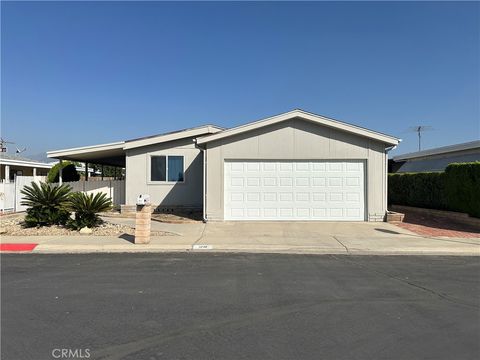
[47,141,126,167]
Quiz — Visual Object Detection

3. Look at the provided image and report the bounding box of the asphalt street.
[2,253,479,360]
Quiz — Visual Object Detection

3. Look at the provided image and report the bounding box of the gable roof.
[392,140,480,161]
[196,109,400,146]
[123,125,224,150]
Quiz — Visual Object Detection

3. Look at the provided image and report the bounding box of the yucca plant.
[67,192,113,229]
[20,182,72,227]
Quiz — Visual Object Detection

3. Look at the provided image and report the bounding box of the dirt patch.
[0,214,174,236]
[151,211,203,223]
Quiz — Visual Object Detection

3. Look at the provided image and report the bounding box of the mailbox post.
[134,194,151,244]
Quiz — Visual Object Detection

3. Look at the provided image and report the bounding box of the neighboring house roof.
[196,109,400,146]
[392,140,480,161]
[124,125,223,150]
[392,153,480,173]
[390,140,480,173]
[0,153,53,168]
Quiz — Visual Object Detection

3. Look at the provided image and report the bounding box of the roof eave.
[123,125,223,150]
[196,110,400,146]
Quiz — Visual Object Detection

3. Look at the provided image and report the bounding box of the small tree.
[20,182,72,227]
[47,161,80,183]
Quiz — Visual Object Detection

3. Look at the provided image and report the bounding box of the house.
[390,140,480,173]
[47,109,400,222]
[0,153,52,182]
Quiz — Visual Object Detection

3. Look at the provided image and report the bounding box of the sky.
[1,1,479,160]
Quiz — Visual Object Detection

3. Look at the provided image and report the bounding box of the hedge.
[47,161,80,183]
[388,162,480,218]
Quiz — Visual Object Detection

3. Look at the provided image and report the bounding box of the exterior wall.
[125,138,203,209]
[205,118,387,221]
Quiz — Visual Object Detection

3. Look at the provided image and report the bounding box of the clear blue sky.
[1,1,479,159]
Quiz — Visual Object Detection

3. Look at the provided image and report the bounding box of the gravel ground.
[0,214,173,236]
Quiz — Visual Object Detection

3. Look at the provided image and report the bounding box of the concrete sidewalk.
[1,220,479,255]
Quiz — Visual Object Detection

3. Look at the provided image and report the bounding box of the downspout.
[194,139,207,222]
[385,143,399,216]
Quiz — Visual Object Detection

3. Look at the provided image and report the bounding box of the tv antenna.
[408,126,434,151]
[16,146,27,154]
[0,138,15,153]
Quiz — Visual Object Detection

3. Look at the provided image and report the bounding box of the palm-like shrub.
[67,192,112,229]
[20,182,72,227]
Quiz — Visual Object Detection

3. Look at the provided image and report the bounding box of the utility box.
[135,194,151,244]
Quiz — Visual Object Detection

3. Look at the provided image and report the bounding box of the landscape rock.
[79,227,93,234]
[0,213,173,236]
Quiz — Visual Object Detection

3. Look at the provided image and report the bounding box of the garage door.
[224,160,365,221]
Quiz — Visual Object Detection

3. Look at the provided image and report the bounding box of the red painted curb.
[0,243,38,252]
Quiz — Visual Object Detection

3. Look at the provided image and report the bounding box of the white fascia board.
[196,110,400,146]
[123,126,223,150]
[0,158,54,168]
[47,141,125,158]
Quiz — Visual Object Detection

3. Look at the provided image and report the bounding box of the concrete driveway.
[199,221,480,254]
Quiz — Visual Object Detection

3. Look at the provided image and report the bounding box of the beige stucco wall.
[205,118,388,221]
[125,138,203,209]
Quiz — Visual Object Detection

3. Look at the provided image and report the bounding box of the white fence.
[0,176,47,213]
[0,177,125,213]
[52,180,125,207]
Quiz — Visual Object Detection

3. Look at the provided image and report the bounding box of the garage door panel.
[224,160,365,221]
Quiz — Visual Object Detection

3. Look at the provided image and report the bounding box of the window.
[168,156,184,182]
[150,155,184,182]
[151,156,166,181]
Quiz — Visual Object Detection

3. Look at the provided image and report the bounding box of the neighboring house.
[390,140,480,173]
[0,153,52,182]
[47,109,400,222]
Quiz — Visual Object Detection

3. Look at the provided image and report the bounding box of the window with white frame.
[150,155,184,182]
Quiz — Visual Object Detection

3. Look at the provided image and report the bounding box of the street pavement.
[1,253,479,360]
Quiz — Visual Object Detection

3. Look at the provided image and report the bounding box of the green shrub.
[445,162,480,218]
[388,172,447,209]
[47,162,80,183]
[67,192,113,229]
[389,162,480,218]
[20,182,72,227]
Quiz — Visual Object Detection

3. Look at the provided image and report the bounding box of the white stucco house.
[47,109,400,222]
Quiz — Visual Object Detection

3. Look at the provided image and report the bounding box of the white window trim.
[148,154,185,184]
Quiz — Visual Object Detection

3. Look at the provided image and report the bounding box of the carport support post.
[85,162,88,181]
[58,160,63,185]
[4,165,10,183]
[33,167,37,180]
[101,165,104,181]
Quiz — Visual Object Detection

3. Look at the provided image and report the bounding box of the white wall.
[205,118,388,221]
[125,138,203,209]
[0,176,47,212]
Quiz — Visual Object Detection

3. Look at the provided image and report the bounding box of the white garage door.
[224,160,365,221]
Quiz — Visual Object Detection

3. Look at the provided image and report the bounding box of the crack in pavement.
[332,236,349,253]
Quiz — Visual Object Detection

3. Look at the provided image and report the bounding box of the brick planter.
[386,211,405,223]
